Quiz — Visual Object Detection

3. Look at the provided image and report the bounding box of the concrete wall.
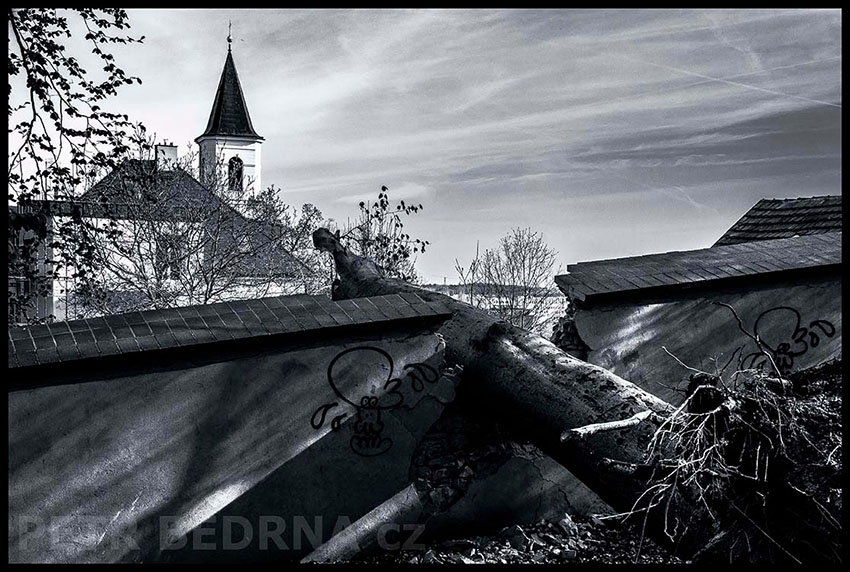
[575,274,841,405]
[9,326,606,563]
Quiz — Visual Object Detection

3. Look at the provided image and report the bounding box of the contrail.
[535,56,844,126]
[643,56,844,103]
[703,10,766,74]
[618,55,842,109]
[723,56,841,80]
[606,173,720,215]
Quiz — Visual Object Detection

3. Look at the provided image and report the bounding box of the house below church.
[8,41,303,323]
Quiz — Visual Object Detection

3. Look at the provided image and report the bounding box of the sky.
[57,9,844,283]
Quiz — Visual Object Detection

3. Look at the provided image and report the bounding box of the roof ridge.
[558,232,841,301]
[570,230,841,269]
[758,195,842,202]
[9,293,453,370]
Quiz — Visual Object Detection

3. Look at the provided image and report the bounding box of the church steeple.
[197,50,263,141]
[196,34,263,196]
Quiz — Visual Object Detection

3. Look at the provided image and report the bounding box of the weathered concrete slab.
[9,307,606,563]
[9,330,446,562]
[574,275,841,405]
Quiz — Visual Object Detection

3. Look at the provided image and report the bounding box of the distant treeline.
[421,282,558,298]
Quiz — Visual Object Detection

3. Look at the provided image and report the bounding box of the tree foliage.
[66,145,330,318]
[338,186,430,283]
[454,227,564,336]
[8,8,146,324]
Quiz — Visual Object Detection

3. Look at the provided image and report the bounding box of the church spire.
[195,34,264,196]
[196,41,263,142]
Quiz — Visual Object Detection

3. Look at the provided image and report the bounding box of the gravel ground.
[354,514,682,564]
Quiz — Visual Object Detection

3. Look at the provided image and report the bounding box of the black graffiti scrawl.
[310,346,440,457]
[740,306,836,374]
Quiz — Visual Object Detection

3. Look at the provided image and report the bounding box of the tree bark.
[313,228,711,560]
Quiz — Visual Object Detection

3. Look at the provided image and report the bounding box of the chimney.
[155,141,178,171]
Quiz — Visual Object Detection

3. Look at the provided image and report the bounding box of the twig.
[718,346,743,379]
[788,484,841,531]
[826,444,840,466]
[730,502,802,565]
[661,346,714,377]
[714,302,785,384]
[654,377,689,395]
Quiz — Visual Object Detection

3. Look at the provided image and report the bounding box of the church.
[158,36,265,200]
[193,36,264,197]
[9,41,304,323]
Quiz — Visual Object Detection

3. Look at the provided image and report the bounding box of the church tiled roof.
[197,50,263,141]
[48,159,305,280]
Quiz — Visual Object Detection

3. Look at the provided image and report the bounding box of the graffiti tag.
[740,306,836,374]
[310,346,439,457]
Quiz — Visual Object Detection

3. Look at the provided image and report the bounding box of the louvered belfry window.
[228,156,244,193]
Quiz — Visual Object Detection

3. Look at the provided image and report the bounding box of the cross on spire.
[227,21,232,52]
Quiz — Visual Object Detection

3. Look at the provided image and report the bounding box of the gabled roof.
[9,292,452,369]
[47,160,306,278]
[196,50,262,141]
[81,159,222,211]
[556,232,841,302]
[713,195,842,246]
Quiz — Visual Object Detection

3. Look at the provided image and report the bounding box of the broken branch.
[561,410,654,442]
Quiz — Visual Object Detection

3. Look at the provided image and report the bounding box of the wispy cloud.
[115,9,841,282]
[333,182,433,205]
[615,54,841,109]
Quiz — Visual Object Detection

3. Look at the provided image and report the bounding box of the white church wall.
[197,136,262,196]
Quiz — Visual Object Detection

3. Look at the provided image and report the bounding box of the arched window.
[228,156,244,193]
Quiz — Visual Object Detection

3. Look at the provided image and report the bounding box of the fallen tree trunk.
[311,229,713,560]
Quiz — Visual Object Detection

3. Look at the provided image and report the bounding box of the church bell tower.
[195,31,264,196]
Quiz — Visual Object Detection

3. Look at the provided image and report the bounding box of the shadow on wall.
[9,333,446,563]
[575,279,841,405]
